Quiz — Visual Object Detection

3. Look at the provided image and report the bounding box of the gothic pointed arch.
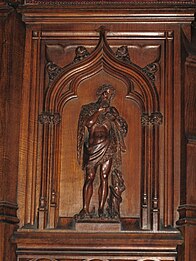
[38,27,163,231]
[44,27,159,114]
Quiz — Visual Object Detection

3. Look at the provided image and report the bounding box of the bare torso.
[88,122,110,146]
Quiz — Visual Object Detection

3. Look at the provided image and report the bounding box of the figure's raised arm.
[85,105,107,128]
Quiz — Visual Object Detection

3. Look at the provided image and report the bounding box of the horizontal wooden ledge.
[19,15,196,25]
[18,7,196,24]
[13,229,183,249]
[15,251,179,259]
[23,0,195,3]
[19,11,196,16]
[32,31,173,41]
[0,201,19,224]
[35,31,169,39]
[20,0,195,9]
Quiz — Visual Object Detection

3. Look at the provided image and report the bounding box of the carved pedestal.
[75,220,121,232]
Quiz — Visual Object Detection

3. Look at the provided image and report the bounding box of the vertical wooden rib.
[24,32,41,226]
[152,125,160,231]
[141,125,148,229]
[18,29,32,227]
[164,31,174,227]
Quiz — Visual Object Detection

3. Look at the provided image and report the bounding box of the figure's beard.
[101,99,110,108]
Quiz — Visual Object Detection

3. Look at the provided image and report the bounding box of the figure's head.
[96,84,115,107]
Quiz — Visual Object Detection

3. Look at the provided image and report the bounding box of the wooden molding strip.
[0,201,19,224]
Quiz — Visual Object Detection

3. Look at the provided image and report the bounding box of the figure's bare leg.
[80,166,96,217]
[98,158,112,216]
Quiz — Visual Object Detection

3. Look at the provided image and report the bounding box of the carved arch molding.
[35,27,163,231]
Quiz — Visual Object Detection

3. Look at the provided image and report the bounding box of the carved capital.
[38,112,61,125]
[150,112,163,125]
[38,196,47,211]
[141,112,163,126]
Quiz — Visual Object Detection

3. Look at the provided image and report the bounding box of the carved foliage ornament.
[142,63,158,82]
[73,46,90,63]
[115,46,131,64]
[45,29,158,85]
[46,46,90,84]
[141,112,163,126]
[46,62,63,83]
[115,46,158,82]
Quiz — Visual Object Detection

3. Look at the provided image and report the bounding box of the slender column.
[141,112,163,230]
[38,112,61,229]
[164,31,174,227]
[177,22,196,260]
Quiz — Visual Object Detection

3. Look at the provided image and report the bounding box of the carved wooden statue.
[76,84,128,219]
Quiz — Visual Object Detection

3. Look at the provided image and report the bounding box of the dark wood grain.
[0,1,195,260]
[177,22,196,261]
[0,6,25,261]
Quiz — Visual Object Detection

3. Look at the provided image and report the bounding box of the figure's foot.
[77,209,90,219]
[98,208,104,218]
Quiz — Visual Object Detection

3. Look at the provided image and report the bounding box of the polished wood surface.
[0,6,25,261]
[0,1,195,260]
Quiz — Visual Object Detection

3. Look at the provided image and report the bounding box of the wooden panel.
[0,6,25,261]
[186,141,196,205]
[18,28,180,231]
[177,23,196,260]
[0,2,192,261]
[15,23,184,259]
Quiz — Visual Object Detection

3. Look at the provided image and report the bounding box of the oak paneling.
[0,1,195,260]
